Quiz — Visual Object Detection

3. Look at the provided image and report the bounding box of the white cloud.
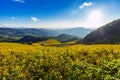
[79,2,92,9]
[12,0,25,3]
[31,17,39,22]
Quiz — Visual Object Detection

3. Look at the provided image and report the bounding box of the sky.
[0,0,120,29]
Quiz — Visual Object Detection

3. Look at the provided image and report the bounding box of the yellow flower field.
[1,42,120,80]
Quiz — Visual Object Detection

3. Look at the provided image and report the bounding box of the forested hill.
[83,19,120,44]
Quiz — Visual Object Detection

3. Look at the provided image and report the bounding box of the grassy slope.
[32,39,61,46]
[42,39,61,45]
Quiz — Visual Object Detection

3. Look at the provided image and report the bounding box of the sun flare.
[87,9,103,22]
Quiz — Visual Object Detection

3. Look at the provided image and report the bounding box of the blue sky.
[0,0,120,29]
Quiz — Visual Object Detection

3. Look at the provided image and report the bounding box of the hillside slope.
[55,34,80,42]
[83,19,120,44]
[19,35,51,43]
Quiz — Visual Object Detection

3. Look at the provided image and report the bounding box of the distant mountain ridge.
[0,27,92,38]
[56,27,93,38]
[83,19,120,44]
[0,28,57,37]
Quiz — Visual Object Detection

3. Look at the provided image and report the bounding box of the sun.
[80,9,106,29]
[87,9,103,22]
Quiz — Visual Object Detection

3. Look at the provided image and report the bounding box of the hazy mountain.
[82,19,120,44]
[0,27,92,38]
[56,27,93,38]
[0,28,58,37]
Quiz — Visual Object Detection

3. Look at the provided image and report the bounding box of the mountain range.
[0,27,93,38]
[0,28,57,37]
[56,27,93,38]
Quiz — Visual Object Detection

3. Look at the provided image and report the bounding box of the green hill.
[40,39,61,45]
[19,35,51,43]
[55,34,80,42]
[82,19,120,44]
